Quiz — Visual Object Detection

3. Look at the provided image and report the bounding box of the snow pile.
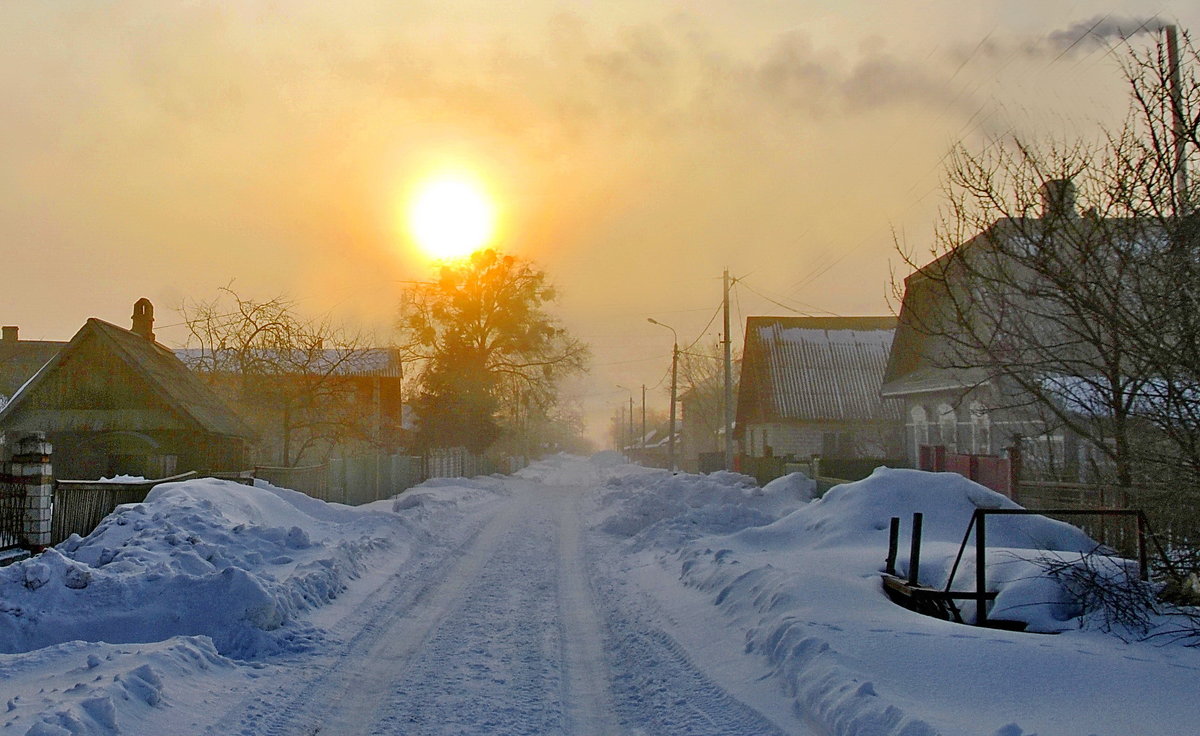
[596,469,811,547]
[1,637,233,736]
[593,464,1200,736]
[0,478,403,658]
[392,474,511,516]
[734,468,1106,628]
[516,451,658,486]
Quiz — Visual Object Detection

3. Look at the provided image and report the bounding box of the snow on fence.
[254,463,329,500]
[51,472,198,545]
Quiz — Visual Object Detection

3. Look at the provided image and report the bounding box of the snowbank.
[596,468,812,547]
[2,478,403,658]
[1,636,234,736]
[592,463,1200,736]
[0,473,509,735]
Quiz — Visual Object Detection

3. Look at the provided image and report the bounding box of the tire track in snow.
[203,493,528,736]
[556,487,620,736]
[371,484,567,733]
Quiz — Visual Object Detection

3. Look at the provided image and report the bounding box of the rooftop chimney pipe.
[1040,179,1078,220]
[131,298,155,341]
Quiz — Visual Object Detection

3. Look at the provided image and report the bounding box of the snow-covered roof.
[174,347,401,378]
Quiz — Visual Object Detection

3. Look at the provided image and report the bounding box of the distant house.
[0,299,253,479]
[176,346,406,467]
[735,316,903,476]
[0,327,66,408]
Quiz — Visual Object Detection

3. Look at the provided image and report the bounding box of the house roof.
[881,211,1163,399]
[173,347,402,378]
[0,318,254,439]
[0,339,67,398]
[735,316,900,433]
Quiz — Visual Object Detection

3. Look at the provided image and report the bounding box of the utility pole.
[669,342,678,471]
[648,317,680,471]
[723,268,734,471]
[641,385,647,450]
[1167,25,1189,214]
[628,394,634,451]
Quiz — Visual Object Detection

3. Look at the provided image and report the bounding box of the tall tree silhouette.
[401,249,588,453]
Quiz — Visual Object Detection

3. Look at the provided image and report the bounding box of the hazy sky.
[3,1,1197,442]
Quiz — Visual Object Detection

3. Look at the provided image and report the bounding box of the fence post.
[975,509,988,626]
[885,516,900,576]
[13,432,53,551]
[908,512,923,586]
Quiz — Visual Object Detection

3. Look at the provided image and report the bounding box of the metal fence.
[1018,481,1199,558]
[0,464,24,550]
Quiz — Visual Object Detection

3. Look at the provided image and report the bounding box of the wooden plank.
[881,574,998,602]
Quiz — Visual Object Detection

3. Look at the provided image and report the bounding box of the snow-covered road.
[199,476,801,736]
[10,455,1194,735]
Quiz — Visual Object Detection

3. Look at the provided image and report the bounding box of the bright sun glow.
[406,173,497,260]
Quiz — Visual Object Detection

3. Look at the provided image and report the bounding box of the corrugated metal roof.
[741,316,900,423]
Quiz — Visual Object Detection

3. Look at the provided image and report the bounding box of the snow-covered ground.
[1,455,1197,735]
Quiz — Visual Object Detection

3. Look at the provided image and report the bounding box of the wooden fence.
[1018,481,1198,557]
[45,446,516,544]
[51,472,197,545]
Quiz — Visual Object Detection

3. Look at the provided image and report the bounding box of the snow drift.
[592,463,1197,736]
[0,478,403,658]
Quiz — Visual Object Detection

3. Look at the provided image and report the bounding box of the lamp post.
[647,318,679,471]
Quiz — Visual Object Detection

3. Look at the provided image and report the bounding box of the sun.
[406,173,497,260]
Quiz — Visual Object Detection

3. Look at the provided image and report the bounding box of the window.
[910,405,929,460]
[937,403,957,452]
[969,401,991,454]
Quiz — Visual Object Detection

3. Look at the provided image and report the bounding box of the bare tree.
[675,340,737,467]
[180,287,388,466]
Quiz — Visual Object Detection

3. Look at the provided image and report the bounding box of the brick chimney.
[1,326,17,343]
[1040,179,1078,220]
[131,298,155,341]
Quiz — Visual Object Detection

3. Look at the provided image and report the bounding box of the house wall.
[742,420,902,460]
[195,371,404,466]
[897,387,1081,480]
[44,430,247,480]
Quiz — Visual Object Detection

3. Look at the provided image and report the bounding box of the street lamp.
[647,318,679,471]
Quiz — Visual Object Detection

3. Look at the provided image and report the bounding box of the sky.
[3,0,1198,443]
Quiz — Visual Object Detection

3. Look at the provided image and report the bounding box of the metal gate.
[0,463,25,550]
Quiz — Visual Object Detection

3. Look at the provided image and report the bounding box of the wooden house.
[0,300,253,479]
[175,346,405,467]
[735,316,903,477]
